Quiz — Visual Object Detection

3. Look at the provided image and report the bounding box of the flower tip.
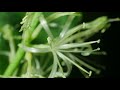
[82,22,86,29]
[109,18,120,22]
[18,43,22,47]
[101,29,106,33]
[89,71,92,77]
[47,37,52,44]
[19,29,23,32]
[97,47,100,51]
[97,39,100,43]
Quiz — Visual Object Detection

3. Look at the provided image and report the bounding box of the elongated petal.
[58,40,100,49]
[57,52,91,76]
[19,44,51,53]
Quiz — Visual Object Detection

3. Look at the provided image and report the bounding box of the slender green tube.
[4,48,25,76]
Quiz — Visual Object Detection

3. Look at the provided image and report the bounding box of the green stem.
[4,48,25,76]
[9,38,16,62]
[3,12,41,76]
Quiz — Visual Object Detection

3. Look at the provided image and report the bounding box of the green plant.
[0,12,119,78]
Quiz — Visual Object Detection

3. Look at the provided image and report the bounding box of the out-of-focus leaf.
[0,12,25,28]
[0,55,9,74]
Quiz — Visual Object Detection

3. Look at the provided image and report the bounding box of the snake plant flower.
[2,12,119,78]
[18,12,112,78]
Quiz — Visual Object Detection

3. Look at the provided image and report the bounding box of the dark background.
[70,12,120,78]
[102,12,120,77]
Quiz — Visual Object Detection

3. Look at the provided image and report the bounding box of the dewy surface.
[0,12,119,78]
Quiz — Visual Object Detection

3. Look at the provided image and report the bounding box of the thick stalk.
[4,48,25,76]
[3,12,41,76]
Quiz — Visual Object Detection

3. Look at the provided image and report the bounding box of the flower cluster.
[18,12,111,78]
